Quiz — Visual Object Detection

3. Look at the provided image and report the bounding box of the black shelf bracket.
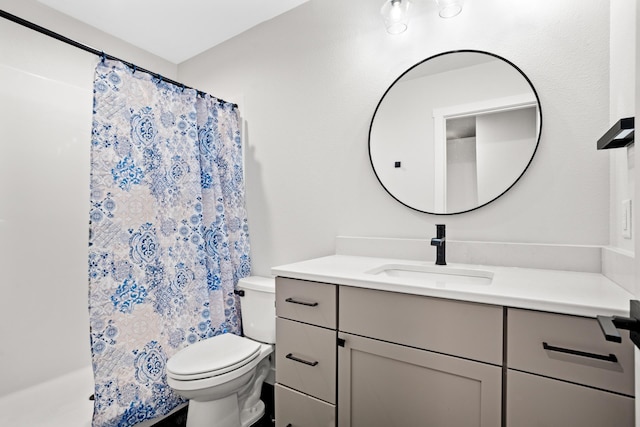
[597,117,634,150]
[596,300,640,349]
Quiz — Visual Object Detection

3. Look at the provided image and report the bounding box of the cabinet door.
[338,333,502,427]
[507,369,634,426]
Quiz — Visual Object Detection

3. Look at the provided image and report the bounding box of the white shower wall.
[0,7,176,397]
[0,20,94,398]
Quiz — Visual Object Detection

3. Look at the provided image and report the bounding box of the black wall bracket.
[597,117,634,150]
[597,300,640,349]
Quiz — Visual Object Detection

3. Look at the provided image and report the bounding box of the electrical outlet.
[622,199,632,239]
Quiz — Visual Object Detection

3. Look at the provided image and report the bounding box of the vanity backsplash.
[336,236,634,292]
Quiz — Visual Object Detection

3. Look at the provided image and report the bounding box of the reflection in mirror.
[369,50,541,214]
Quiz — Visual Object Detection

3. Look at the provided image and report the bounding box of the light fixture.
[435,0,464,18]
[597,117,635,150]
[381,0,412,35]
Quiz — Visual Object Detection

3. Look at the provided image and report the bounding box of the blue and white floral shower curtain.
[88,59,251,426]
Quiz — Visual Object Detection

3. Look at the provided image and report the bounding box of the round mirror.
[369,50,542,215]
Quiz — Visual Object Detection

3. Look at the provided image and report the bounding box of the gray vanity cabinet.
[337,286,503,427]
[506,308,635,426]
[274,276,636,427]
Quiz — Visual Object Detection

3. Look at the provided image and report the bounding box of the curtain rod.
[0,9,237,108]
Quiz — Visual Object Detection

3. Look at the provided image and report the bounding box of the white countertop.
[271,255,634,318]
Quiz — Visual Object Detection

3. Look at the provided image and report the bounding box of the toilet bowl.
[166,276,276,427]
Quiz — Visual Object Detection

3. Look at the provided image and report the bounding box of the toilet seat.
[166,333,262,381]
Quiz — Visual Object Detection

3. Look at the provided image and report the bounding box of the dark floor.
[154,383,275,427]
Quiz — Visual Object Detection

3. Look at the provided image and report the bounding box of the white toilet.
[166,276,275,427]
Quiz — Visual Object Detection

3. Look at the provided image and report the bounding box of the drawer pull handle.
[285,297,318,307]
[542,342,618,363]
[286,353,319,366]
[286,425,292,427]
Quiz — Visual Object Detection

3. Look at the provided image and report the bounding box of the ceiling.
[37,0,310,64]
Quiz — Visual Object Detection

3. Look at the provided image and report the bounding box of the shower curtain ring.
[100,51,106,63]
[132,65,137,74]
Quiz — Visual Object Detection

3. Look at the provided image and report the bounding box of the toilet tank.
[237,276,275,344]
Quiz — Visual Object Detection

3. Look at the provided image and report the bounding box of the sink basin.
[366,264,493,286]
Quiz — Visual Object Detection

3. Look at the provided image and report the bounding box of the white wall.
[0,0,178,79]
[610,0,636,254]
[0,2,176,396]
[178,0,611,276]
[0,18,93,398]
[633,1,640,420]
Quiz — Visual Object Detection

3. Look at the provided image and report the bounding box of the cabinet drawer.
[276,277,336,328]
[275,384,335,427]
[507,369,634,427]
[276,318,336,403]
[507,308,634,396]
[339,286,503,364]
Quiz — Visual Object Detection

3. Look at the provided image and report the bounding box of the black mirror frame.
[368,49,543,215]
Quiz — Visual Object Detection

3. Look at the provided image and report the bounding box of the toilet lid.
[166,333,262,380]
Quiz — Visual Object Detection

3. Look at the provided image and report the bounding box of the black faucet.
[430,224,446,265]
